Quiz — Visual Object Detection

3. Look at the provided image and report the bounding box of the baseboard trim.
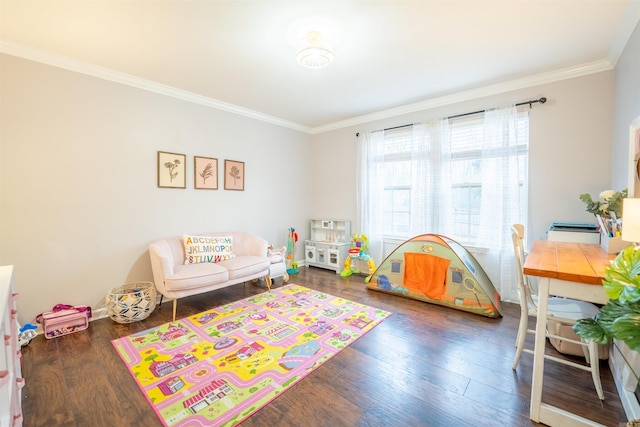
[91,307,109,321]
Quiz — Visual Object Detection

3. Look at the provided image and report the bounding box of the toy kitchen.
[304,219,351,274]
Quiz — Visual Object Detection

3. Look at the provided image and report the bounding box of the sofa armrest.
[236,232,269,258]
[149,239,176,296]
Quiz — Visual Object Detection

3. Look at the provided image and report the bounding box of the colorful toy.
[286,227,299,275]
[367,234,502,318]
[19,322,38,346]
[340,233,376,279]
[268,245,289,284]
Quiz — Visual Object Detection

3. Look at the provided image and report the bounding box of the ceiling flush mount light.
[296,31,334,69]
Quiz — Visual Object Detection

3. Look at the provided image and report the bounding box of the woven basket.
[106,281,156,324]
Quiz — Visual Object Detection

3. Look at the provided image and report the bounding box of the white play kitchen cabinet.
[305,219,351,274]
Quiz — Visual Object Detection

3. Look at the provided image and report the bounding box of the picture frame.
[194,156,218,190]
[630,115,640,198]
[224,159,245,191]
[157,151,186,188]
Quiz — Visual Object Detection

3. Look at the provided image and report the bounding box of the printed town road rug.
[112,284,392,426]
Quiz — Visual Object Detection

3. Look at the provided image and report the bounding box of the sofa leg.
[172,299,177,322]
[158,294,164,307]
[265,276,272,290]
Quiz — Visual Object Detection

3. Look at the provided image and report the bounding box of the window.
[362,108,529,245]
[380,131,414,237]
[447,114,529,242]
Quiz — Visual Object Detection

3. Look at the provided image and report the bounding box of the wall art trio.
[157,151,244,191]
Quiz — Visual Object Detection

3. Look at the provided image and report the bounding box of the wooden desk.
[523,240,613,427]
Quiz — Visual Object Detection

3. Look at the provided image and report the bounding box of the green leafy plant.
[579,188,627,218]
[573,245,640,351]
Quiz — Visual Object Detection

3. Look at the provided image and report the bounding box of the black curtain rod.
[355,97,546,137]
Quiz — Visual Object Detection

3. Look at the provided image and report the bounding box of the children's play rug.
[112,284,391,426]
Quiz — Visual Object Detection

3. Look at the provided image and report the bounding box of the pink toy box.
[35,304,92,339]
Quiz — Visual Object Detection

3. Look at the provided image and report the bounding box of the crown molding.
[0,41,312,134]
[0,41,616,136]
[310,59,614,134]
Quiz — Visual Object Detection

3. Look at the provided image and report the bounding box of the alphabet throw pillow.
[183,235,235,264]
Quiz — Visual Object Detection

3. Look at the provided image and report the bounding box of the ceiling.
[1,1,639,133]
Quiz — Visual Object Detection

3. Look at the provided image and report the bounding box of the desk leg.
[530,276,550,422]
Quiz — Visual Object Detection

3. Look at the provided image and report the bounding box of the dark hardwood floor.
[21,267,626,426]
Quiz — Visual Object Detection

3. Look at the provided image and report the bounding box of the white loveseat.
[149,232,271,320]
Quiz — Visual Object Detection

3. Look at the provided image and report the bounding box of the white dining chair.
[511,224,604,400]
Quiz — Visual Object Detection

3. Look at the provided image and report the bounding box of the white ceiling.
[1,1,639,133]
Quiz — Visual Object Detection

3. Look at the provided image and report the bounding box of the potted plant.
[580,188,629,253]
[574,245,640,423]
[573,245,640,350]
[579,188,628,218]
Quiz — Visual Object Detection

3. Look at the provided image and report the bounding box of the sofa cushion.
[183,235,235,264]
[165,262,229,291]
[217,256,270,281]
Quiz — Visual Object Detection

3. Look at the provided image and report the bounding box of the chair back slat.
[511,224,537,310]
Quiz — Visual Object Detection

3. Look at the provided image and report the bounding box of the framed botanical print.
[194,156,218,190]
[224,159,244,191]
[632,117,640,198]
[157,151,186,189]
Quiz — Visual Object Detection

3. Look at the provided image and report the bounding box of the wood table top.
[523,240,615,285]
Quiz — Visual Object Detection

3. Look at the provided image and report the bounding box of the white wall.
[2,24,637,323]
[0,54,313,324]
[311,72,615,245]
[612,21,640,190]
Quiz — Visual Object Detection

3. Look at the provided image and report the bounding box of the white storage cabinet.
[0,265,23,426]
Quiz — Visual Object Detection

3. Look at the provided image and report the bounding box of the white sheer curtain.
[357,119,451,263]
[357,129,386,264]
[472,106,525,301]
[357,105,525,302]
[408,120,454,236]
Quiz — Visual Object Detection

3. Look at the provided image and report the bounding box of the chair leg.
[586,340,604,400]
[172,298,177,322]
[512,310,529,370]
[265,275,272,290]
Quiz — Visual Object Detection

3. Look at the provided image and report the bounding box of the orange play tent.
[367,234,502,318]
